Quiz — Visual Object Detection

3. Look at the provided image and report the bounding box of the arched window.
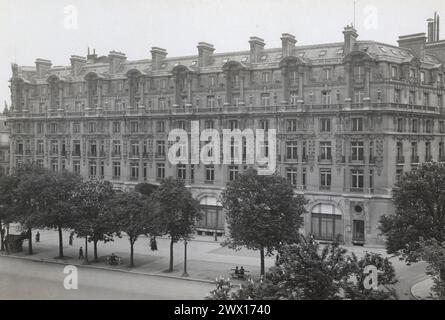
[311,204,342,241]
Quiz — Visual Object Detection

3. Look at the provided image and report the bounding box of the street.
[0,256,214,299]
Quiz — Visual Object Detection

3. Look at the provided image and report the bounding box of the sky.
[1,0,444,111]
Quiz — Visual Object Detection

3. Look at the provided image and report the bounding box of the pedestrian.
[69,232,74,246]
[150,237,158,251]
[78,246,84,259]
[35,231,40,243]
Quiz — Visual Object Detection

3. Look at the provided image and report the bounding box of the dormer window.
[409,68,416,78]
[337,49,344,55]
[241,57,249,62]
[379,46,388,53]
[420,71,426,83]
[319,50,327,57]
[260,55,267,61]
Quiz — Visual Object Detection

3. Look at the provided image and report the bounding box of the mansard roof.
[12,40,442,84]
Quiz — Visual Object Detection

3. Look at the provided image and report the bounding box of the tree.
[135,183,158,198]
[11,164,53,254]
[207,236,398,300]
[221,168,306,275]
[70,178,115,262]
[379,162,445,286]
[417,238,445,299]
[151,177,200,272]
[110,191,161,267]
[0,174,19,251]
[37,170,82,258]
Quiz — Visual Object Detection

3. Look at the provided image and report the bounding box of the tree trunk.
[28,228,33,255]
[84,237,89,263]
[93,239,98,262]
[440,267,445,283]
[169,238,174,272]
[57,225,64,258]
[260,247,265,276]
[130,238,134,268]
[0,219,4,251]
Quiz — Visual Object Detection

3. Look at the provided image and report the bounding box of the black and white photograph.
[0,0,445,308]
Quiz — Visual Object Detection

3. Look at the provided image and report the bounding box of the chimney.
[197,42,215,67]
[398,33,427,59]
[70,55,86,76]
[343,25,358,54]
[87,48,98,63]
[150,47,168,70]
[108,51,126,74]
[281,33,297,57]
[428,18,435,42]
[249,36,265,63]
[35,59,52,78]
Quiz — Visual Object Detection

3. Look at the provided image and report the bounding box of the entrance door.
[353,220,365,243]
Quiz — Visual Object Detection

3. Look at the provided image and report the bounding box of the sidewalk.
[0,227,393,283]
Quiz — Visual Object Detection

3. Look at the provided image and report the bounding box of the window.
[205,120,214,129]
[290,91,298,105]
[354,66,363,81]
[207,96,216,109]
[423,92,430,106]
[176,120,186,130]
[352,118,363,132]
[50,140,59,155]
[394,89,401,103]
[397,118,404,132]
[320,118,331,132]
[287,119,297,132]
[209,76,216,87]
[439,142,445,161]
[130,141,139,156]
[311,204,342,241]
[156,163,165,179]
[88,122,96,133]
[409,68,416,78]
[351,142,364,161]
[320,169,331,190]
[113,122,121,133]
[259,120,268,131]
[411,142,418,163]
[425,119,432,133]
[131,122,139,133]
[112,140,121,156]
[229,166,239,181]
[261,94,270,107]
[319,142,332,161]
[113,162,121,179]
[286,141,298,160]
[156,121,165,132]
[51,160,58,172]
[323,69,331,81]
[321,91,331,105]
[229,120,239,130]
[262,72,271,83]
[158,98,166,110]
[439,121,445,133]
[420,71,426,83]
[391,66,398,79]
[409,91,416,105]
[89,161,97,177]
[286,168,298,186]
[396,142,404,163]
[130,163,139,180]
[176,164,186,180]
[205,165,215,182]
[369,170,374,191]
[156,141,165,157]
[302,168,307,188]
[289,70,298,85]
[354,90,364,103]
[412,119,418,133]
[425,141,432,162]
[37,122,44,134]
[89,140,97,156]
[351,169,364,190]
[73,161,80,174]
[438,94,443,107]
[37,140,44,155]
[160,79,167,89]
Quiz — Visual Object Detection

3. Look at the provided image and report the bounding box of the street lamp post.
[182,240,189,277]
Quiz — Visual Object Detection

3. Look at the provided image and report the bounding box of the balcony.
[411,155,420,163]
[155,153,166,160]
[87,151,97,157]
[396,156,405,164]
[349,155,365,163]
[318,155,332,163]
[72,151,81,157]
[319,185,331,191]
[425,155,433,162]
[111,151,121,158]
[128,152,140,159]
[302,155,308,163]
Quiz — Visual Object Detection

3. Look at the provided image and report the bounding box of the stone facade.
[7,21,445,245]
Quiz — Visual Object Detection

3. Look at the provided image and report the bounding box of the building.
[7,16,445,245]
[0,113,10,176]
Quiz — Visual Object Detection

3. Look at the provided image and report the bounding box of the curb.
[410,276,432,300]
[0,253,215,285]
